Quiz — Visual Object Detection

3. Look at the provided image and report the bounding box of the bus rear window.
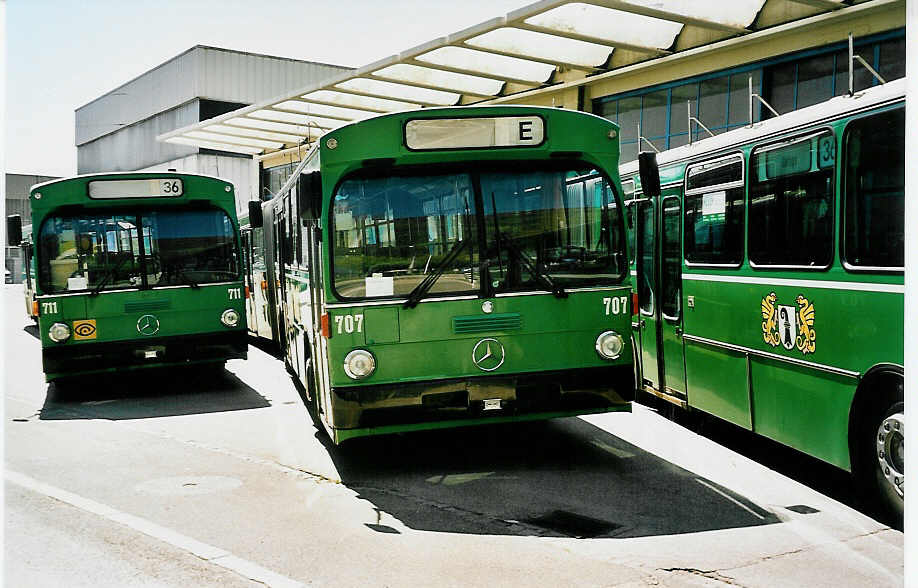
[843,108,904,269]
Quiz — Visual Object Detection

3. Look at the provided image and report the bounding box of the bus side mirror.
[7,215,22,247]
[638,152,661,198]
[297,171,322,220]
[248,201,263,228]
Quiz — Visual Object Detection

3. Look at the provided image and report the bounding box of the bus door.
[636,195,687,404]
[659,196,686,401]
[241,229,258,334]
[274,201,289,354]
[635,200,659,391]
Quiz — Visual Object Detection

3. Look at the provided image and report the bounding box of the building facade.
[75,45,352,214]
[5,173,59,283]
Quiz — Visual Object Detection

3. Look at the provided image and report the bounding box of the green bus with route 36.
[622,79,904,519]
[7,173,248,383]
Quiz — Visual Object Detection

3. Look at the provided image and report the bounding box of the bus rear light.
[32,300,39,317]
[244,286,250,299]
[632,292,638,316]
[260,280,267,291]
[321,313,331,338]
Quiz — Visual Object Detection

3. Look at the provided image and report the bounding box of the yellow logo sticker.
[761,293,815,354]
[73,319,97,340]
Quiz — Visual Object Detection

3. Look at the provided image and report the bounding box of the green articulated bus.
[621,79,904,518]
[245,106,635,443]
[6,173,248,383]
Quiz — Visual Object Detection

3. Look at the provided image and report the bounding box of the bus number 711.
[602,296,628,316]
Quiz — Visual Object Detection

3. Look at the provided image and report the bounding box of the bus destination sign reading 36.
[405,116,544,150]
[88,178,184,199]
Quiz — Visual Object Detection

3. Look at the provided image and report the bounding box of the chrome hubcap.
[876,412,905,498]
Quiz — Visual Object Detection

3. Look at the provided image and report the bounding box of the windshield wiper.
[497,235,567,299]
[403,240,469,309]
[175,268,200,289]
[90,256,130,296]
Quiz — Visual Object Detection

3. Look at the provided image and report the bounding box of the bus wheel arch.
[849,364,904,520]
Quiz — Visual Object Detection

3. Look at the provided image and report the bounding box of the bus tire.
[854,376,904,524]
[868,399,904,521]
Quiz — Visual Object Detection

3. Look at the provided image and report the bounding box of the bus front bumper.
[329,365,634,436]
[42,330,247,381]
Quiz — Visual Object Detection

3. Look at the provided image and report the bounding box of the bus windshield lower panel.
[332,164,624,300]
[38,207,239,293]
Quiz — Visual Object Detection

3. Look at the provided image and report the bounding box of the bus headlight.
[595,330,624,360]
[49,322,71,343]
[343,349,376,380]
[221,308,240,327]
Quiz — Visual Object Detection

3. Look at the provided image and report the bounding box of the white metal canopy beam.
[157,0,864,156]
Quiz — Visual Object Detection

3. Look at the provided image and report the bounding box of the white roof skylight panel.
[248,109,345,129]
[301,90,418,113]
[165,136,263,155]
[373,64,504,96]
[525,3,683,50]
[335,78,460,106]
[274,100,373,121]
[416,47,555,85]
[186,131,283,150]
[207,124,304,144]
[466,27,613,69]
[224,117,317,137]
[623,0,766,30]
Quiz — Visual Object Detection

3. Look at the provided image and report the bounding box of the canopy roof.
[158,0,863,156]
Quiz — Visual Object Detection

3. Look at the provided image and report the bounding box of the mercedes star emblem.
[472,337,505,372]
[136,314,160,336]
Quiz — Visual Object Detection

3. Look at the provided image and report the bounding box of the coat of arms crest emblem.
[761,292,816,354]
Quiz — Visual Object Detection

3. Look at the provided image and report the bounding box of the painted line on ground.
[695,478,766,520]
[5,469,307,588]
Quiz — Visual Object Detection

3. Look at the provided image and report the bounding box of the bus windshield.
[38,207,239,293]
[331,164,624,300]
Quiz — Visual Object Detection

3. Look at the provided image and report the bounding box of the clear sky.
[5,0,529,177]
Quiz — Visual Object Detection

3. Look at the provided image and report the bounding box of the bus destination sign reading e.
[405,116,544,151]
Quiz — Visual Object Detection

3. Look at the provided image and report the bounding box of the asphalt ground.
[2,284,904,587]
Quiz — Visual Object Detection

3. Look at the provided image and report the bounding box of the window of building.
[595,31,904,164]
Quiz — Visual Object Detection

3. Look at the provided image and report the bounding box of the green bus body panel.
[683,276,902,468]
[37,286,246,347]
[326,288,633,387]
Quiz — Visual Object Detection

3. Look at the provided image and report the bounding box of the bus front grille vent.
[452,313,522,334]
[124,299,171,313]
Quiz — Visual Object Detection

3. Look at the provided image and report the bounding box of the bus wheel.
[872,400,904,520]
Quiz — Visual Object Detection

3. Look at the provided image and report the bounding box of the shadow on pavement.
[38,365,271,421]
[315,415,781,539]
[22,324,39,340]
[645,397,900,530]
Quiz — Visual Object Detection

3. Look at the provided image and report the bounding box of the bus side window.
[842,108,904,269]
[683,154,744,265]
[749,131,834,267]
